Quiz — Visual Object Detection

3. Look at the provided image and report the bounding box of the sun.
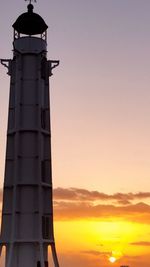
[109,256,116,263]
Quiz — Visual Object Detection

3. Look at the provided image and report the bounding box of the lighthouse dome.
[12,4,48,35]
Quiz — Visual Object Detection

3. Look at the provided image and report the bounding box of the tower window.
[42,216,50,239]
[41,57,47,80]
[41,109,46,129]
[41,160,50,183]
[41,161,45,182]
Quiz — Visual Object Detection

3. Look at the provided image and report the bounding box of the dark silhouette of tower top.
[12,3,48,35]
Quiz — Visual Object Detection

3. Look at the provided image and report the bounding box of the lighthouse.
[0,2,60,267]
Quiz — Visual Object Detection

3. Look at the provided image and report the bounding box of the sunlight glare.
[109,256,116,263]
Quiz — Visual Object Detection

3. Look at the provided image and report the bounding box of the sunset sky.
[0,0,150,266]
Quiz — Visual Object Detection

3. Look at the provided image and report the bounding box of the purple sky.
[1,0,150,193]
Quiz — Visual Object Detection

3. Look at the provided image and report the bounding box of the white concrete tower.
[0,2,60,267]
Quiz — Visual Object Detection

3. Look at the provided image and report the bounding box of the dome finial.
[25,0,37,4]
[25,0,36,13]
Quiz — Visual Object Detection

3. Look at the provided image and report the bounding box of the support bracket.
[0,59,10,69]
[50,60,59,70]
[48,60,60,76]
[0,59,12,75]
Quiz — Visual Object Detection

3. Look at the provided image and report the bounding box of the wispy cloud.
[53,188,150,223]
[130,241,150,246]
[54,187,150,203]
[54,200,150,222]
[81,250,111,257]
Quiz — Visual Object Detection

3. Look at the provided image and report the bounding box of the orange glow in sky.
[53,218,150,267]
[51,186,150,266]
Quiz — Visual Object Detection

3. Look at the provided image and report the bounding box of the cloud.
[130,241,150,246]
[53,187,150,204]
[81,250,111,257]
[54,200,150,222]
[53,187,150,222]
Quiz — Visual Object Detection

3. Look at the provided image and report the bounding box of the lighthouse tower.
[0,2,59,267]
